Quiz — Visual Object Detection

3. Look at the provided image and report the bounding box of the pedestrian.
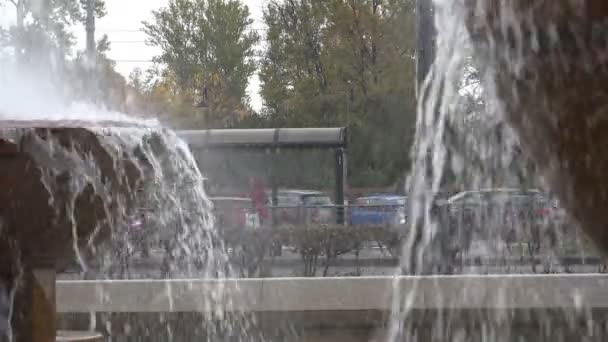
[248,177,269,226]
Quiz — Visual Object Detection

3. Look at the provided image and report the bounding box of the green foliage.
[0,0,121,110]
[141,0,259,128]
[1,0,106,68]
[135,0,418,189]
[78,0,107,20]
[254,0,417,188]
[0,0,419,190]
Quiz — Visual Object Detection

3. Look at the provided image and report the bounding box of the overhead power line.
[114,60,154,62]
[114,54,265,63]
[109,38,270,45]
[111,41,149,44]
[97,28,267,33]
[97,29,143,33]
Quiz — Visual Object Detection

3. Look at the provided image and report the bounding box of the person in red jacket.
[248,177,269,225]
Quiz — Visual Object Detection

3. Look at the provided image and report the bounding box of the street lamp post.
[416,0,436,93]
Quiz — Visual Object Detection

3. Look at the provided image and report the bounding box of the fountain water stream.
[386,0,608,341]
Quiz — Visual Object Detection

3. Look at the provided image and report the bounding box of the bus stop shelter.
[177,127,348,223]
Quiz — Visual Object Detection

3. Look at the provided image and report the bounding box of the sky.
[0,0,266,111]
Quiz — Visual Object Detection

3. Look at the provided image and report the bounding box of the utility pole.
[416,0,436,93]
[11,0,26,64]
[85,0,97,101]
[85,0,96,67]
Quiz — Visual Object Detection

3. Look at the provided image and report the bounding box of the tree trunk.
[85,0,97,102]
[14,0,25,64]
[85,0,96,66]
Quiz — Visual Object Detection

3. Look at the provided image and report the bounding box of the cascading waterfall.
[0,42,273,339]
[0,121,268,341]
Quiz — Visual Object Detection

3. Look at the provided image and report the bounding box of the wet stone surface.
[0,124,151,272]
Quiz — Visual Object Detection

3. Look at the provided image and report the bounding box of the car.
[210,197,260,231]
[268,189,335,225]
[443,188,559,253]
[446,188,551,219]
[349,195,407,227]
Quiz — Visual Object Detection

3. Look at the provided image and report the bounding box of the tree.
[128,68,145,94]
[0,0,151,118]
[258,0,416,188]
[1,0,105,67]
[142,0,259,128]
[0,0,167,115]
[62,34,132,111]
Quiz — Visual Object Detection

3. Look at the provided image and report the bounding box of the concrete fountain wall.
[56,275,608,341]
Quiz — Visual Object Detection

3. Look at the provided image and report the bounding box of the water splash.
[388,2,474,338]
[388,0,598,341]
[0,63,157,125]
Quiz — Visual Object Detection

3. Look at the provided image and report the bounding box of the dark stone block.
[464,0,608,255]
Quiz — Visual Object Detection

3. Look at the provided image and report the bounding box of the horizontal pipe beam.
[57,275,608,313]
[177,128,347,149]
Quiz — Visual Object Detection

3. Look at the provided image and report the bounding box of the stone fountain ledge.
[56,274,608,313]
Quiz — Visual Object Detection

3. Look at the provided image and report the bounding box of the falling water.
[389,0,606,341]
[0,122,268,341]
[0,58,270,340]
